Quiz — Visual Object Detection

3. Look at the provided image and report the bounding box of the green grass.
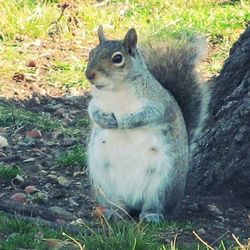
[0,213,246,250]
[0,1,249,249]
[0,102,61,131]
[0,165,22,179]
[0,0,249,93]
[56,144,87,169]
[0,213,191,250]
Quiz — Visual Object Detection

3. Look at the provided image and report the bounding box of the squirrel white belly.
[85,26,208,222]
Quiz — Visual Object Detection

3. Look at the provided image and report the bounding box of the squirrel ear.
[123,28,137,55]
[98,25,106,44]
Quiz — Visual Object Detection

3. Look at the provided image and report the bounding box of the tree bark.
[187,27,250,198]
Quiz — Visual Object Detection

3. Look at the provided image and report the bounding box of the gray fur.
[142,38,209,143]
[85,27,207,221]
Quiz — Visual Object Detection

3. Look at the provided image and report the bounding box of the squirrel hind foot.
[139,212,164,223]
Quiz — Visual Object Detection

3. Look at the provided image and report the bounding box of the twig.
[232,234,246,250]
[171,234,178,250]
[62,232,85,250]
[193,230,215,250]
[211,230,230,246]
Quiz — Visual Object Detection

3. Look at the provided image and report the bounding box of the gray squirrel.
[85,26,210,222]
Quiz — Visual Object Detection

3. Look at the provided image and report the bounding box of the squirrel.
[85,26,210,222]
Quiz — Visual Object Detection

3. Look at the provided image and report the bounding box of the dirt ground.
[0,87,249,248]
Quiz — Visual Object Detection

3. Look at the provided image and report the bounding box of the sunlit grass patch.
[56,144,87,169]
[0,102,60,131]
[0,165,22,179]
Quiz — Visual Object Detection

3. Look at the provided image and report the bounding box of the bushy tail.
[142,36,210,144]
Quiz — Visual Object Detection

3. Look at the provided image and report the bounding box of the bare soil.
[0,92,249,248]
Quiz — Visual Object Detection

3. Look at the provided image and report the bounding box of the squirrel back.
[142,38,210,144]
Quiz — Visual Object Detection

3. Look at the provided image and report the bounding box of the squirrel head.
[85,26,138,90]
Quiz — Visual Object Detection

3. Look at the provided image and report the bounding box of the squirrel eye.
[111,52,124,66]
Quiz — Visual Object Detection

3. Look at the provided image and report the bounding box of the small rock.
[23,157,36,163]
[54,108,65,118]
[30,191,49,203]
[26,129,42,138]
[49,189,66,199]
[197,228,206,235]
[57,176,70,187]
[24,185,38,194]
[62,138,76,147]
[26,60,37,67]
[0,136,8,148]
[0,152,7,157]
[34,96,40,104]
[73,171,85,177]
[69,198,79,208]
[44,183,52,189]
[44,103,63,112]
[207,204,223,215]
[10,193,26,203]
[0,127,6,135]
[68,109,80,117]
[47,174,58,184]
[41,170,48,175]
[63,117,73,126]
[48,206,74,220]
[11,175,24,187]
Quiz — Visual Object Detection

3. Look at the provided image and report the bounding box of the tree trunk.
[187,27,250,198]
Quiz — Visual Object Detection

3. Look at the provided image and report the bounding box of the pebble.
[57,176,70,187]
[197,228,206,235]
[26,129,42,138]
[54,108,65,118]
[10,193,26,203]
[40,170,48,175]
[0,136,8,148]
[69,198,79,208]
[0,152,7,157]
[48,206,74,220]
[207,204,223,215]
[34,96,40,104]
[47,175,58,185]
[47,174,58,181]
[23,157,36,163]
[73,171,85,177]
[24,185,38,194]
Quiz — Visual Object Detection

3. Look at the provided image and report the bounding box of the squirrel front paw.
[92,111,118,129]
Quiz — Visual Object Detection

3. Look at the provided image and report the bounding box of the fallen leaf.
[10,193,26,203]
[13,73,25,82]
[11,174,24,187]
[26,60,37,67]
[26,129,42,138]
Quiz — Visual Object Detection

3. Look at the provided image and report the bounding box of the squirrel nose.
[85,70,96,81]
